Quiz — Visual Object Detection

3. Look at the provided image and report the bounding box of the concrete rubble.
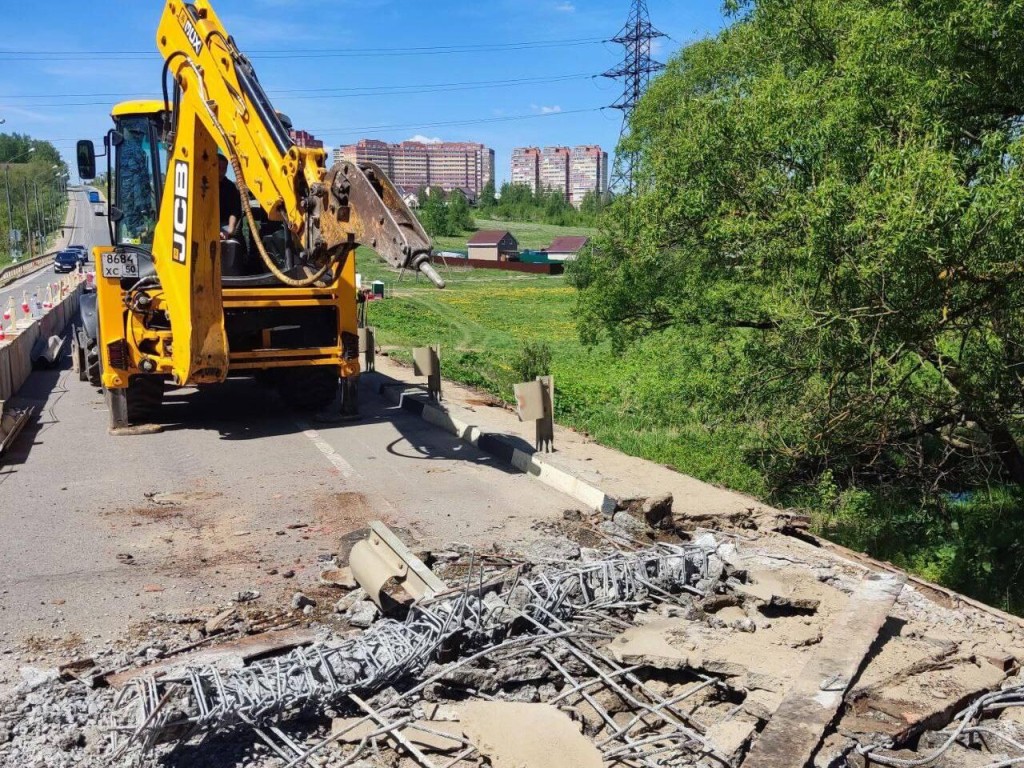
[1,506,1023,768]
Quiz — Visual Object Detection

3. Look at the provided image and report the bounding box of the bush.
[512,341,552,384]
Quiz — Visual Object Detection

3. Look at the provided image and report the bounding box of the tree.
[479,180,497,209]
[417,188,451,237]
[571,0,1024,494]
[0,134,68,260]
[446,189,474,234]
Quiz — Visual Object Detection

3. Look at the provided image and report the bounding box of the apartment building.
[337,139,393,174]
[512,145,608,206]
[511,147,541,193]
[289,129,324,150]
[338,139,494,199]
[540,146,571,199]
[569,145,609,207]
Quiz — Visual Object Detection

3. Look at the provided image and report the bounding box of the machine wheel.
[125,375,165,423]
[275,367,338,411]
[84,336,102,388]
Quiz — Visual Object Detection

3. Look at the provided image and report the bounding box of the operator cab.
[75,101,295,284]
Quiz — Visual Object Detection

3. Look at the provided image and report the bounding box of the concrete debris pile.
[109,538,719,763]
[851,681,1024,767]
[4,512,1024,768]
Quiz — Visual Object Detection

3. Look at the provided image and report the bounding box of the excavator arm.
[151,0,442,386]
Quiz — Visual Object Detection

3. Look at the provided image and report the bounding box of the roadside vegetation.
[0,134,69,265]
[570,0,1024,612]
[375,0,1024,615]
[358,248,765,501]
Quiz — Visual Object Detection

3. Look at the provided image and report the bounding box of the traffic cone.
[0,322,6,342]
[21,292,30,323]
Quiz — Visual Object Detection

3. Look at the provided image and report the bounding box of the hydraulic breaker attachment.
[319,161,445,289]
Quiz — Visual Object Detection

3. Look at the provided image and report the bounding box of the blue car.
[53,250,80,273]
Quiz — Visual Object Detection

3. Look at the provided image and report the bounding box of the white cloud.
[406,134,443,144]
[554,2,575,11]
[531,104,562,114]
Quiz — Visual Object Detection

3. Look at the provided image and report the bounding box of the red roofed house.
[544,236,590,261]
[467,230,519,262]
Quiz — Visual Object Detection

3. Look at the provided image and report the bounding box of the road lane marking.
[296,421,357,478]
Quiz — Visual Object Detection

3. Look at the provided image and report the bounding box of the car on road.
[67,245,88,264]
[94,206,105,217]
[53,250,81,273]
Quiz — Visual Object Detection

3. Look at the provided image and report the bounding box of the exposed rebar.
[110,542,715,759]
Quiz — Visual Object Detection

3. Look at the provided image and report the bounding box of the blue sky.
[0,0,729,184]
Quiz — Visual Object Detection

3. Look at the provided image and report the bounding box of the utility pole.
[22,178,33,258]
[32,181,44,248]
[602,0,666,195]
[2,165,13,261]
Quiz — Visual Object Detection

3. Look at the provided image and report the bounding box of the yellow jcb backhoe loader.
[74,0,443,433]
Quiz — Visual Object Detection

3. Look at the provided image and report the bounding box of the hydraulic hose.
[182,58,334,288]
[228,153,335,288]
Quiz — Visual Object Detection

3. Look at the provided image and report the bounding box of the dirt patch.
[19,631,84,656]
[311,491,383,537]
[146,490,222,506]
[121,506,183,523]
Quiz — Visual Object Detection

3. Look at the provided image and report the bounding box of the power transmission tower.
[602,0,666,194]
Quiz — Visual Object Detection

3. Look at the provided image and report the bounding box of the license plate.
[101,252,139,278]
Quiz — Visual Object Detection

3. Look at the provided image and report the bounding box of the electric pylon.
[602,0,666,194]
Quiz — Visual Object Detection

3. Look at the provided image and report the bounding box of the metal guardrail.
[0,252,55,286]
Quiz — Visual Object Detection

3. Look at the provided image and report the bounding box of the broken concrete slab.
[607,613,826,690]
[707,713,761,760]
[734,567,833,613]
[642,492,674,528]
[320,565,358,589]
[453,702,602,768]
[204,608,237,635]
[841,654,1006,742]
[741,572,905,768]
[607,617,691,670]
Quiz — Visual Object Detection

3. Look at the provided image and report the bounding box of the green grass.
[358,243,765,497]
[431,217,598,253]
[359,237,1024,614]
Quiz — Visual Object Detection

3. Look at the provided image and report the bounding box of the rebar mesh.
[110,542,716,759]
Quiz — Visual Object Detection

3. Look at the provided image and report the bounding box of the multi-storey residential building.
[513,144,609,206]
[511,147,541,193]
[337,139,493,199]
[569,145,609,207]
[289,129,324,150]
[338,139,393,175]
[540,146,571,200]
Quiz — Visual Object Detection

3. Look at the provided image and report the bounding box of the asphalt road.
[0,187,107,315]
[0,207,570,685]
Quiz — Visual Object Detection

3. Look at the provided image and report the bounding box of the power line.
[42,106,602,146]
[310,106,605,139]
[0,37,606,61]
[0,74,597,107]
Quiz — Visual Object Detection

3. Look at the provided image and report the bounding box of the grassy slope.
[358,229,765,496]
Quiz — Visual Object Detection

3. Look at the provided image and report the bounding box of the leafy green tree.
[417,188,451,237]
[446,189,474,233]
[572,0,1024,492]
[0,134,68,260]
[479,180,497,210]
